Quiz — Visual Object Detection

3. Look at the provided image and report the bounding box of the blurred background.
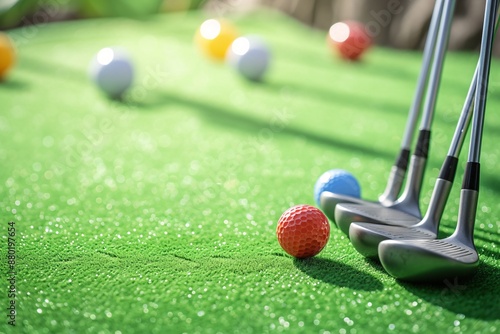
[1,0,498,55]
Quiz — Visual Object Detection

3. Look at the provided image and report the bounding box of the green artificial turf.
[1,9,500,334]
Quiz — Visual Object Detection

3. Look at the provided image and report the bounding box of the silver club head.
[335,204,421,236]
[319,164,406,224]
[378,189,480,281]
[349,223,437,259]
[349,177,454,258]
[378,238,479,282]
[320,191,380,225]
[334,154,427,235]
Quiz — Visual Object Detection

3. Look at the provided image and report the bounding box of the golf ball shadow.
[293,257,383,291]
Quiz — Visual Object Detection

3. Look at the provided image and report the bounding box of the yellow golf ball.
[195,18,238,61]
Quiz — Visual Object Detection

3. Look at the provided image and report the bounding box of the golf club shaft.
[420,65,477,229]
[455,0,499,244]
[449,9,500,158]
[401,0,446,149]
[438,67,478,182]
[425,6,500,225]
[413,0,456,162]
[419,0,456,131]
[380,0,446,204]
[393,0,456,213]
[463,0,498,189]
[469,0,498,164]
[447,69,476,158]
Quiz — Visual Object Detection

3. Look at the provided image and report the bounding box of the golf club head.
[348,178,453,257]
[334,154,426,235]
[378,238,479,282]
[349,223,437,258]
[320,191,379,225]
[319,153,409,224]
[334,203,421,236]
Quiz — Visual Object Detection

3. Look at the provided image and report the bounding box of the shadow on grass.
[481,173,500,196]
[395,262,500,320]
[141,90,395,160]
[357,247,500,320]
[293,257,383,291]
[265,79,407,118]
[1,77,29,90]
[15,55,397,161]
[362,256,387,273]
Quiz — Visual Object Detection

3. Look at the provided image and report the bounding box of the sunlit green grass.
[1,10,499,333]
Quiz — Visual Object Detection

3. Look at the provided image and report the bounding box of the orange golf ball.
[195,18,238,61]
[0,32,15,79]
[276,205,330,259]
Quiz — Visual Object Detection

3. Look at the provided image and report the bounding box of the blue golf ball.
[314,169,361,206]
[89,47,134,98]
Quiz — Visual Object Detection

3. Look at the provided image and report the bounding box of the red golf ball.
[276,205,330,258]
[327,21,372,61]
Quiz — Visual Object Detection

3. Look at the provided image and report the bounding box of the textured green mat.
[1,10,499,333]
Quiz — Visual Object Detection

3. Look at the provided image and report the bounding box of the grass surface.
[1,9,500,333]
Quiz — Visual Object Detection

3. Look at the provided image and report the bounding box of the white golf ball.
[89,47,134,98]
[226,35,271,81]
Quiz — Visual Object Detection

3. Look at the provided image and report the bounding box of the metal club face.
[335,203,421,236]
[320,191,380,224]
[378,189,481,281]
[319,163,407,224]
[348,177,454,258]
[349,223,437,258]
[378,238,479,282]
[334,154,427,235]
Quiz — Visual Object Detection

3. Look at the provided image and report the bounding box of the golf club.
[350,62,478,258]
[378,0,498,282]
[334,0,457,235]
[320,0,446,222]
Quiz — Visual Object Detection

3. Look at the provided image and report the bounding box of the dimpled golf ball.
[195,18,239,61]
[226,35,271,81]
[0,32,15,79]
[314,169,361,206]
[89,47,134,98]
[276,205,330,258]
[327,21,372,61]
